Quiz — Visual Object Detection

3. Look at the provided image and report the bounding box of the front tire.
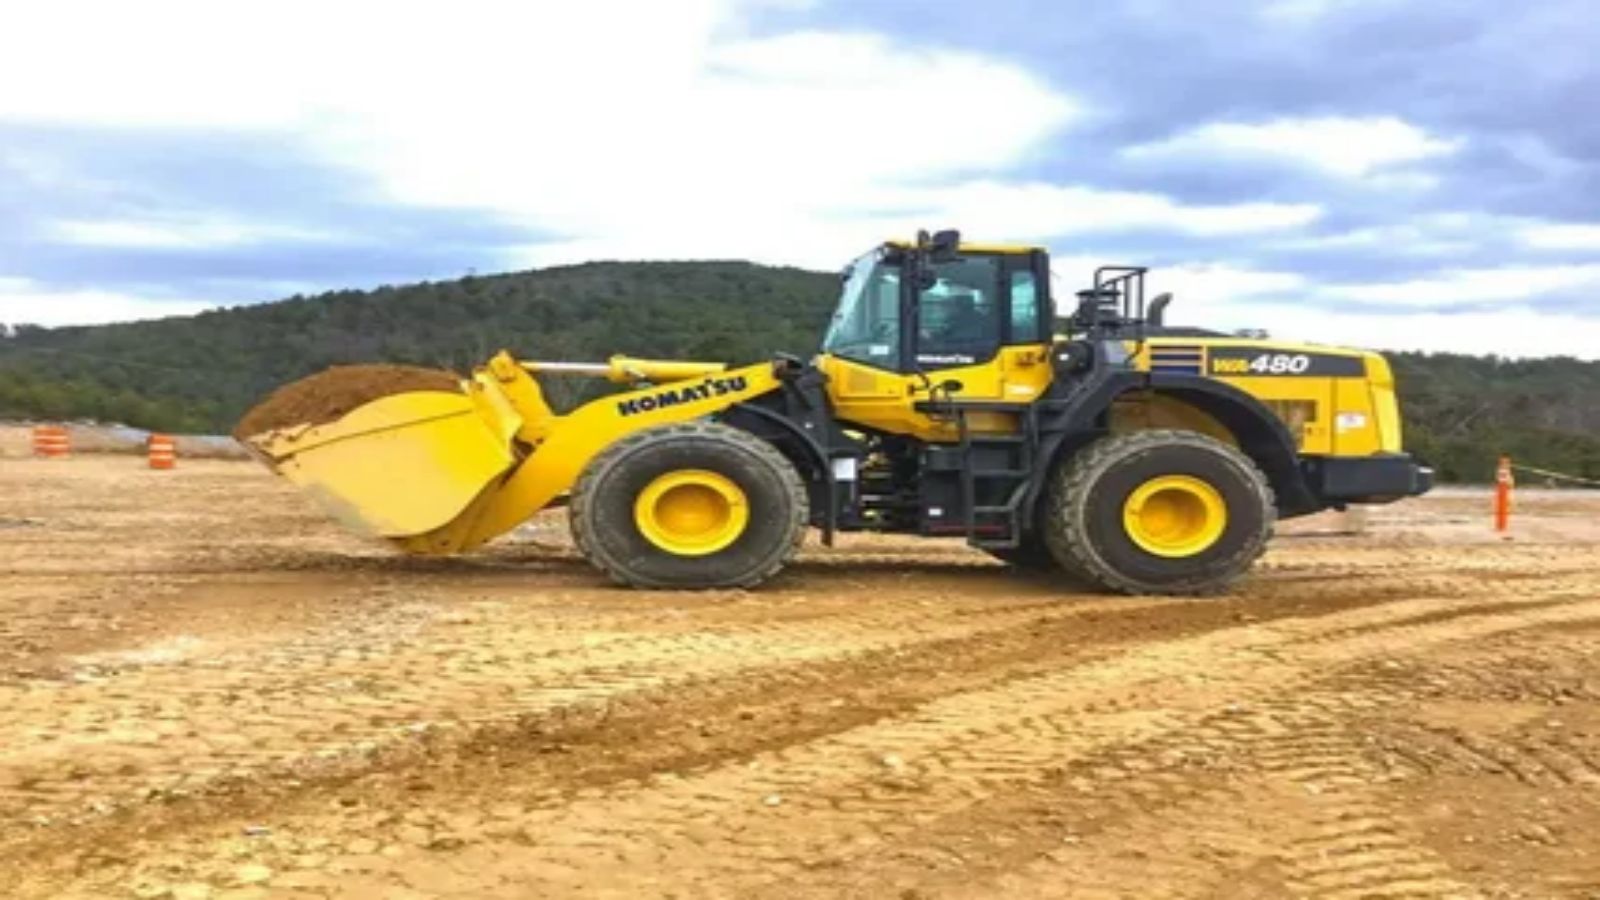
[569,422,807,589]
[1044,430,1275,595]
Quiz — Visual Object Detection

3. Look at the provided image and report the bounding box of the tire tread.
[569,422,808,589]
[1044,429,1276,596]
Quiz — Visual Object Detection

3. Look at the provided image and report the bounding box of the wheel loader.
[238,230,1432,594]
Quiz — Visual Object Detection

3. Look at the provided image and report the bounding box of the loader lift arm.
[248,351,799,557]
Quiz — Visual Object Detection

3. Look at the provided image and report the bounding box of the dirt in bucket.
[233,364,463,440]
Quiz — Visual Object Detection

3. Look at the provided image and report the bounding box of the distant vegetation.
[0,262,834,434]
[1,261,1596,483]
[1388,353,1600,483]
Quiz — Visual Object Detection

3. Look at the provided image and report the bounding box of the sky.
[2,0,1598,358]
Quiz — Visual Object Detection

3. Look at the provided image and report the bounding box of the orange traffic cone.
[1494,455,1513,534]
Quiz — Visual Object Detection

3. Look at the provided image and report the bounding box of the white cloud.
[1124,116,1462,179]
[513,182,1321,270]
[51,218,336,249]
[1520,223,1600,251]
[1276,213,1492,258]
[1,2,1595,361]
[335,24,1085,267]
[1198,301,1600,359]
[1259,0,1398,24]
[886,182,1320,241]
[1148,264,1310,305]
[1261,0,1338,21]
[0,1,1083,259]
[1284,213,1600,263]
[1136,266,1600,359]
[0,1,1090,270]
[1323,264,1600,306]
[0,279,216,327]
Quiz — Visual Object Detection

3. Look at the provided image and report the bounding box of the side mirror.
[929,229,961,262]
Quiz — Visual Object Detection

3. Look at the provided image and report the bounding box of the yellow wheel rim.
[633,469,749,556]
[1122,474,1227,558]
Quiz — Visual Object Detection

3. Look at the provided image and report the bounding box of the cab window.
[916,256,1000,369]
[1009,270,1044,342]
[820,252,901,370]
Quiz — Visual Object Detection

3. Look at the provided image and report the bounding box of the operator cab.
[820,237,1053,374]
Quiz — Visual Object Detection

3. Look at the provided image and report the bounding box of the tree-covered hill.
[1,260,1596,484]
[1389,353,1600,483]
[0,261,839,433]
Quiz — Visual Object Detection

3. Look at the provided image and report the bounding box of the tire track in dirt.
[1352,627,1600,792]
[1375,721,1600,787]
[1246,545,1600,605]
[1254,719,1470,899]
[1269,631,1599,899]
[1,604,1150,896]
[0,584,1176,839]
[59,576,1595,900]
[493,594,1600,898]
[932,626,1600,899]
[12,461,1600,896]
[6,556,1462,897]
[745,618,1600,898]
[776,656,1524,898]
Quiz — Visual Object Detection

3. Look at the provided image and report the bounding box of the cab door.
[910,253,1053,426]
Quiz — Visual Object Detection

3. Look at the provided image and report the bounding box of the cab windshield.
[820,250,902,369]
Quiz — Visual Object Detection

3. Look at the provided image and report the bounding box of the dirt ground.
[2,456,1598,900]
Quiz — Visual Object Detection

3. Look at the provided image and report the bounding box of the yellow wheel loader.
[239,230,1432,594]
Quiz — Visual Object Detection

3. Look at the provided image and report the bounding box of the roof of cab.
[882,239,1045,255]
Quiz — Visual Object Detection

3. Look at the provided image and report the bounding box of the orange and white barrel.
[148,433,177,470]
[31,425,70,458]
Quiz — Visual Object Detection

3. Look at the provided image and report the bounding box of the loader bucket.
[239,371,519,540]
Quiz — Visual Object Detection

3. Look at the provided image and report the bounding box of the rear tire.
[569,422,807,589]
[1044,430,1274,595]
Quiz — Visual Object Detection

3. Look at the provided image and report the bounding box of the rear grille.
[1150,345,1204,375]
